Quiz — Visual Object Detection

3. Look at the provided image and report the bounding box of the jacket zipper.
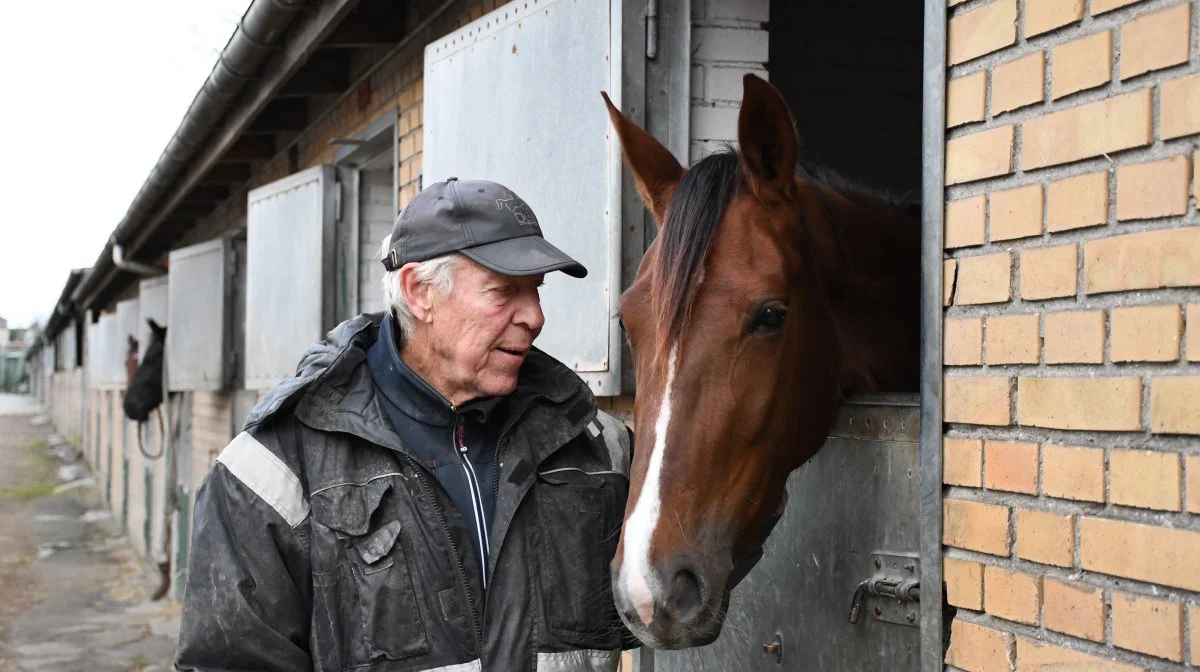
[453,416,490,590]
[403,454,485,653]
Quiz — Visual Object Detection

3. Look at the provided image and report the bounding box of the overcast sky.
[0,0,251,329]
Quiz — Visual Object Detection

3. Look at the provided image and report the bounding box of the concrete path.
[0,394,180,672]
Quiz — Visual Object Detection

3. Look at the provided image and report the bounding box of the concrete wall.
[941,0,1200,669]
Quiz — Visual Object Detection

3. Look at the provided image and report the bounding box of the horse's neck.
[816,193,922,394]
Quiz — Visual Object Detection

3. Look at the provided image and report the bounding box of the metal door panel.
[647,397,921,672]
[357,167,394,314]
[91,313,122,390]
[138,276,169,363]
[245,165,337,390]
[423,0,624,393]
[167,239,235,391]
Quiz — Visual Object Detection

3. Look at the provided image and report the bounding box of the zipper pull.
[457,424,467,454]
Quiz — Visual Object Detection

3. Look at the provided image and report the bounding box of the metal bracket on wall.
[848,553,921,628]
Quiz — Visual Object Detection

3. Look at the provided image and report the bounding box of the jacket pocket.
[534,469,627,647]
[310,479,429,669]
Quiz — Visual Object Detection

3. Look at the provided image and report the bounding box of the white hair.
[379,235,460,339]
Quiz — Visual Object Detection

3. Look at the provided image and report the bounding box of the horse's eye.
[749,303,787,333]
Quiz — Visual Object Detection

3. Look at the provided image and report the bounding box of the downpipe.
[112,242,163,277]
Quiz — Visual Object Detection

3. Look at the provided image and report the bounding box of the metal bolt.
[873,606,882,616]
[874,558,882,569]
[904,562,915,572]
[906,611,917,623]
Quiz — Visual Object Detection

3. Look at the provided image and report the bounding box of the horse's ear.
[737,74,799,201]
[601,91,684,226]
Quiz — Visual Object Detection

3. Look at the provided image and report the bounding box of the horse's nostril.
[671,568,703,622]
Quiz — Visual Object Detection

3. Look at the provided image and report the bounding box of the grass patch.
[28,439,47,453]
[2,483,57,500]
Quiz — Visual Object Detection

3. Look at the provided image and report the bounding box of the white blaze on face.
[620,344,679,626]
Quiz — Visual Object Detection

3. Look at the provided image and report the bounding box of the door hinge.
[848,553,920,628]
[646,0,658,59]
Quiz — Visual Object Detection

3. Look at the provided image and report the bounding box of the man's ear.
[400,264,436,323]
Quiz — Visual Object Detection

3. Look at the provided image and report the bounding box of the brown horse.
[601,74,921,649]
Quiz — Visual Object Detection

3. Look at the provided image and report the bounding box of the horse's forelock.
[652,148,743,360]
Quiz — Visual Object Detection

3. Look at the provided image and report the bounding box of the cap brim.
[460,235,588,278]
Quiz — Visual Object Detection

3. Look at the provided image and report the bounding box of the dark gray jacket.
[174,313,637,671]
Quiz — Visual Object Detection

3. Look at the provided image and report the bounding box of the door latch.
[848,553,920,627]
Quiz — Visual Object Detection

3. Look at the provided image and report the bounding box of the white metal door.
[423,0,624,394]
[244,165,338,390]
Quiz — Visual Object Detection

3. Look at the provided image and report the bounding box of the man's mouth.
[496,346,528,358]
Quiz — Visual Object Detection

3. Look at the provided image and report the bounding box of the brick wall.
[942,0,1200,669]
[689,0,769,162]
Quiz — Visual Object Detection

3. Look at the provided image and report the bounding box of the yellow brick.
[948,72,987,128]
[945,376,1012,426]
[1081,517,1200,591]
[1025,0,1084,37]
[1188,455,1200,514]
[984,566,1040,625]
[949,0,1018,65]
[1042,579,1104,641]
[1016,508,1074,567]
[1110,449,1181,511]
[1119,3,1191,80]
[946,195,986,248]
[1112,592,1184,662]
[944,260,957,307]
[945,317,983,366]
[956,253,1012,305]
[944,498,1011,555]
[1044,310,1105,364]
[944,557,984,610]
[992,52,1045,115]
[1190,303,1200,361]
[1016,638,1145,672]
[1150,376,1200,435]
[1085,228,1200,294]
[1091,0,1144,13]
[1043,444,1105,502]
[1047,171,1109,232]
[944,437,983,487]
[1111,304,1183,362]
[1191,605,1200,665]
[1020,244,1077,300]
[946,619,1014,672]
[1161,72,1200,140]
[1116,155,1191,220]
[990,184,1043,241]
[986,314,1040,365]
[1051,31,1113,99]
[1022,88,1152,170]
[1018,376,1142,431]
[985,441,1038,494]
[947,125,1015,185]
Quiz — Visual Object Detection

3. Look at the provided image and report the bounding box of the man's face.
[425,259,546,403]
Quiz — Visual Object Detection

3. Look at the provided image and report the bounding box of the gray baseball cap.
[382,177,587,278]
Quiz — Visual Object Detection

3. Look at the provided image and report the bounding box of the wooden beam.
[247,98,309,133]
[221,135,276,162]
[201,163,252,185]
[125,0,359,256]
[322,1,406,47]
[278,51,350,97]
[180,185,230,204]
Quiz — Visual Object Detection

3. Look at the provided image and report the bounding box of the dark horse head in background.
[123,318,167,423]
[602,74,921,649]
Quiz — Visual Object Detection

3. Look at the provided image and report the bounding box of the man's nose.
[514,294,545,332]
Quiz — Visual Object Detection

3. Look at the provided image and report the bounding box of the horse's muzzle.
[613,554,728,649]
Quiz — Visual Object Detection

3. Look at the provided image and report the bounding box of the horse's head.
[603,75,852,648]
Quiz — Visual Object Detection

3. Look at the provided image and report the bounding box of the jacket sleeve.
[174,427,313,671]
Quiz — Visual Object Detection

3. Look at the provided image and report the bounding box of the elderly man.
[175,177,636,671]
